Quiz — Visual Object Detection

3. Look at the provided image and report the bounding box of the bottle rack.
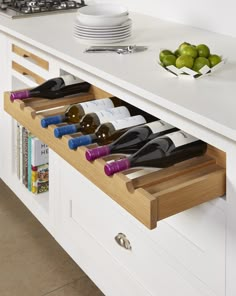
[4,86,226,229]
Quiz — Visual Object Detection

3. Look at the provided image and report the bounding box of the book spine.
[16,122,20,179]
[19,125,23,182]
[28,133,34,191]
[31,165,37,194]
[22,127,29,188]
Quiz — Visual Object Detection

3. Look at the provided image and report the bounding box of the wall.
[89,0,236,38]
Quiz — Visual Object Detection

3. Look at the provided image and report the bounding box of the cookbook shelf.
[4,86,226,229]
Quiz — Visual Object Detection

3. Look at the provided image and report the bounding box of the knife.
[84,45,148,54]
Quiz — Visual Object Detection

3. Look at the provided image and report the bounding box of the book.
[30,137,49,194]
[22,127,29,188]
[19,124,23,182]
[31,137,49,167]
[27,132,34,192]
[31,164,49,194]
[16,122,20,179]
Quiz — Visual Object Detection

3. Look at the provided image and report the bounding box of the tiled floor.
[0,179,104,296]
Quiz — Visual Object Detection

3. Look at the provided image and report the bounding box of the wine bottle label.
[111,115,146,130]
[96,106,130,124]
[80,98,114,113]
[62,74,81,86]
[146,120,174,133]
[167,131,198,147]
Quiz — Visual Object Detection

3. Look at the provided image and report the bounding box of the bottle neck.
[54,123,81,138]
[10,89,31,101]
[85,145,111,161]
[104,158,131,176]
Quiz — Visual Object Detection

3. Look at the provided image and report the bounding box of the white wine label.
[167,131,198,147]
[146,120,174,133]
[96,106,130,124]
[111,115,146,130]
[80,98,114,113]
[62,74,81,86]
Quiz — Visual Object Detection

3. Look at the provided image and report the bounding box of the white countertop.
[1,12,236,142]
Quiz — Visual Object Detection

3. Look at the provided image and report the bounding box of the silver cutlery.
[84,45,148,54]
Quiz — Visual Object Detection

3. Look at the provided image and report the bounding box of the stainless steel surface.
[0,0,85,18]
[114,233,132,250]
[84,45,148,55]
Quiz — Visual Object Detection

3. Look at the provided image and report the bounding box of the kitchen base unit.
[3,84,226,296]
[1,11,236,296]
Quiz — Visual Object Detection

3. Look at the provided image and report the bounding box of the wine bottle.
[10,74,90,101]
[85,120,177,161]
[41,98,115,127]
[68,115,146,149]
[54,106,131,138]
[104,131,207,176]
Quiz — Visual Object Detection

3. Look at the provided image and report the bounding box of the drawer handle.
[115,233,132,250]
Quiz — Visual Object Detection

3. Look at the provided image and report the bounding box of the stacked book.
[16,123,49,194]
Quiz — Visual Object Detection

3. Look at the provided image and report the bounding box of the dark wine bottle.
[85,120,177,161]
[68,115,146,149]
[41,97,115,127]
[104,130,207,176]
[54,106,131,138]
[10,74,90,101]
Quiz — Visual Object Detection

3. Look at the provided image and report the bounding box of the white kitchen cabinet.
[51,152,224,296]
[49,150,150,296]
[1,10,236,296]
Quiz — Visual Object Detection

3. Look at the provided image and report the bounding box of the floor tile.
[43,277,104,296]
[0,179,102,296]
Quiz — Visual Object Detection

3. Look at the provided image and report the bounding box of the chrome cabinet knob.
[114,233,131,250]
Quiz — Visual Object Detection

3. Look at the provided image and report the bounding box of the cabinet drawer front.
[12,61,45,85]
[12,44,49,71]
[140,202,226,296]
[10,41,51,86]
[57,211,151,296]
[60,159,218,296]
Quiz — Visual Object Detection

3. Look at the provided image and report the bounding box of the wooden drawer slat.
[12,61,45,85]
[126,155,215,191]
[3,90,226,229]
[12,44,49,71]
[26,94,94,112]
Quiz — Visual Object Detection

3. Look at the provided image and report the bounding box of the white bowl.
[77,14,129,27]
[77,3,128,17]
[76,4,129,27]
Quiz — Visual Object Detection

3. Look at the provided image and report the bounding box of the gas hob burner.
[0,0,85,17]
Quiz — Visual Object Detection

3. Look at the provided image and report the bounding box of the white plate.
[74,25,132,34]
[74,18,132,30]
[74,32,131,40]
[74,27,131,37]
[74,31,132,38]
[74,34,131,44]
[74,31,131,40]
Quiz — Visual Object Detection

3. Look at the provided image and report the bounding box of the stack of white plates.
[74,4,132,44]
[74,19,132,44]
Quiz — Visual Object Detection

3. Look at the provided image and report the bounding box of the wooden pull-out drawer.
[12,61,45,85]
[4,89,226,229]
[12,44,49,70]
